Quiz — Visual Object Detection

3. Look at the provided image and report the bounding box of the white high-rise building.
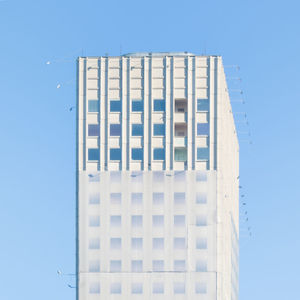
[76,52,239,300]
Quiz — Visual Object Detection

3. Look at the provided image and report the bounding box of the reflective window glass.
[132,100,143,112]
[110,100,121,112]
[197,123,209,135]
[154,99,165,112]
[88,148,99,161]
[110,124,121,136]
[88,124,100,136]
[88,100,99,112]
[132,124,143,136]
[153,124,165,136]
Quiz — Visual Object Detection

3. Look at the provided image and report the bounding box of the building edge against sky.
[76,53,239,299]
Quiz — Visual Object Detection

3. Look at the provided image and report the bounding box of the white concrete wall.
[78,171,217,300]
[77,53,239,300]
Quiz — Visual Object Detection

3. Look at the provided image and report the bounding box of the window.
[131,193,143,205]
[196,260,207,272]
[110,124,121,136]
[174,282,185,294]
[174,148,187,161]
[131,283,143,294]
[174,171,185,182]
[110,238,121,250]
[132,238,143,249]
[196,192,207,204]
[89,216,100,227]
[153,192,164,205]
[197,123,209,135]
[174,192,185,205]
[152,260,164,271]
[197,99,209,111]
[131,260,143,272]
[153,282,164,294]
[153,215,164,227]
[132,99,143,112]
[153,171,164,182]
[132,148,143,160]
[89,193,100,204]
[154,99,165,112]
[153,148,165,160]
[174,260,186,271]
[153,124,165,136]
[110,171,121,182]
[110,260,121,272]
[195,282,207,294]
[88,100,99,112]
[88,148,99,161]
[197,147,209,160]
[89,260,100,272]
[174,215,185,227]
[110,193,121,204]
[153,238,164,250]
[110,148,121,160]
[174,238,185,249]
[110,215,121,227]
[132,124,143,136]
[196,215,207,226]
[110,282,121,294]
[132,215,143,227]
[88,124,99,136]
[89,282,100,294]
[89,238,100,249]
[196,237,207,249]
[110,100,121,112]
[196,171,207,181]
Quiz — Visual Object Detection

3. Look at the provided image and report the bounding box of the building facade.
[76,53,239,300]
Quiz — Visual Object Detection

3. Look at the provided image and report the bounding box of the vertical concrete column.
[143,57,149,170]
[165,56,171,171]
[208,57,216,171]
[104,57,109,170]
[100,58,106,171]
[170,57,174,170]
[121,56,128,170]
[147,57,152,169]
[187,56,193,170]
[192,56,196,170]
[82,58,87,171]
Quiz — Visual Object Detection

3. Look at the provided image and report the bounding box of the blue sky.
[0,0,299,299]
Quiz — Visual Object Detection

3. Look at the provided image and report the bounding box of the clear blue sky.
[0,0,299,299]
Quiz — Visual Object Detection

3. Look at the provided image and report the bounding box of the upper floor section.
[77,54,237,172]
